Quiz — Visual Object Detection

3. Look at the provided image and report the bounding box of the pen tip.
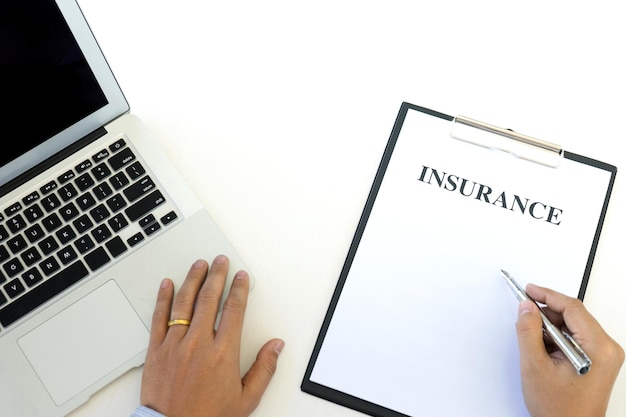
[500,269,509,278]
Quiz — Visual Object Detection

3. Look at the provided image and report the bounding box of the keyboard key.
[41,213,62,232]
[108,213,129,232]
[139,214,155,228]
[0,225,9,242]
[22,191,40,206]
[22,268,43,288]
[7,214,27,234]
[4,202,21,217]
[89,204,111,223]
[76,192,97,210]
[73,214,94,234]
[106,194,127,212]
[106,236,127,258]
[38,236,59,255]
[4,279,25,299]
[110,172,129,190]
[92,149,110,163]
[39,256,60,276]
[40,180,58,195]
[74,235,95,254]
[7,235,27,254]
[92,183,113,201]
[20,247,41,266]
[127,232,144,247]
[0,247,8,263]
[0,261,89,327]
[144,222,161,236]
[91,163,111,181]
[161,211,178,225]
[91,224,112,243]
[75,173,95,191]
[125,190,165,222]
[59,202,80,221]
[41,194,61,212]
[110,138,126,153]
[3,258,24,277]
[24,224,45,244]
[125,161,145,180]
[109,148,136,170]
[24,204,44,223]
[58,170,75,183]
[123,176,155,202]
[0,246,8,264]
[57,246,78,265]
[75,159,93,173]
[58,183,78,201]
[0,291,6,307]
[56,225,76,245]
[84,247,110,271]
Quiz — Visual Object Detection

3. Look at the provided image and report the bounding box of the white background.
[73,1,626,416]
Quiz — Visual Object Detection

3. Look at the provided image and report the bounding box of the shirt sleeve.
[130,405,168,417]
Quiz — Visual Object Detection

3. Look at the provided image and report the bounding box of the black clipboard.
[301,102,617,417]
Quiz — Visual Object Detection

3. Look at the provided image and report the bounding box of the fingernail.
[235,270,248,280]
[160,278,171,289]
[518,300,535,316]
[274,340,285,355]
[214,255,227,264]
[192,259,207,269]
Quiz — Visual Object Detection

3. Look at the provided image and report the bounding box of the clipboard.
[301,103,617,417]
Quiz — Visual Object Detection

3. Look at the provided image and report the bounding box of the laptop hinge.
[0,127,108,198]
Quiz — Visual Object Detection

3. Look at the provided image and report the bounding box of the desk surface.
[72,1,626,416]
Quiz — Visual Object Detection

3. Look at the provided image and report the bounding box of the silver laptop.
[0,1,253,416]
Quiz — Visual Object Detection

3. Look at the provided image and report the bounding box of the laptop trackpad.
[18,281,149,406]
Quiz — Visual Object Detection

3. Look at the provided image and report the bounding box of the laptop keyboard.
[0,137,179,331]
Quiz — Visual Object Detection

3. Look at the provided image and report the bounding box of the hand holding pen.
[502,270,593,375]
[510,280,624,417]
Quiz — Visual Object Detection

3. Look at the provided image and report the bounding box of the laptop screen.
[0,0,129,190]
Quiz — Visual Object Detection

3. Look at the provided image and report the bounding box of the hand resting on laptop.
[135,255,284,417]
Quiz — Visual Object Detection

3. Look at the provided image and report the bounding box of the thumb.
[241,339,284,411]
[516,300,549,372]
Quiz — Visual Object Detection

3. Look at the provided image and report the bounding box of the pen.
[500,269,592,375]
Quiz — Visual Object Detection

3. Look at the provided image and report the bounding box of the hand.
[140,255,285,417]
[516,284,624,417]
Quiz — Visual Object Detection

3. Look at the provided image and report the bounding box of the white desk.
[72,1,626,416]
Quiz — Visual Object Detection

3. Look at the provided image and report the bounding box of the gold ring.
[167,319,191,327]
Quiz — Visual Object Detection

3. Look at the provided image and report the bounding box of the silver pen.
[500,269,592,375]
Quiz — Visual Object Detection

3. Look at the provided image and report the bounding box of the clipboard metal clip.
[450,115,564,168]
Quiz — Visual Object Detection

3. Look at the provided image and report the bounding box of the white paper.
[309,108,613,416]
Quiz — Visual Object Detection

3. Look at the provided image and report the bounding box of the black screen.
[0,0,108,167]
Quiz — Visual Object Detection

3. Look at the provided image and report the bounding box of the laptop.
[0,1,254,415]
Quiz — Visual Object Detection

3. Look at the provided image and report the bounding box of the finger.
[167,259,209,338]
[524,284,562,325]
[149,278,174,347]
[215,270,250,348]
[189,255,229,335]
[526,284,597,336]
[241,339,284,413]
[516,300,551,374]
